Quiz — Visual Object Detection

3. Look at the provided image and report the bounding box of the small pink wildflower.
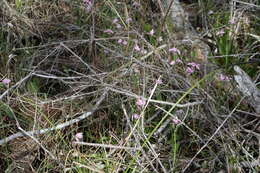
[134,44,141,51]
[169,47,181,55]
[118,39,123,44]
[216,29,225,36]
[133,113,140,119]
[219,74,231,81]
[172,118,181,125]
[187,62,200,70]
[122,40,128,45]
[112,18,119,24]
[176,58,183,63]
[170,58,182,66]
[156,79,162,84]
[116,23,122,29]
[186,67,195,74]
[75,132,83,142]
[103,29,114,34]
[229,18,236,24]
[2,78,11,84]
[170,60,176,65]
[118,39,128,45]
[148,29,155,36]
[136,98,146,107]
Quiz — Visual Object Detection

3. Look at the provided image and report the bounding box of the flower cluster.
[132,113,140,119]
[134,44,141,51]
[133,39,147,54]
[112,18,122,29]
[132,97,147,120]
[219,74,231,81]
[170,58,182,65]
[168,47,183,66]
[186,62,200,75]
[118,39,128,45]
[136,97,146,108]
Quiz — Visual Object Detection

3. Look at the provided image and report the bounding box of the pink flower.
[148,29,155,36]
[118,39,128,46]
[122,40,128,45]
[156,79,162,84]
[170,58,182,65]
[169,47,181,54]
[187,62,200,70]
[134,44,141,51]
[118,39,123,44]
[172,118,181,125]
[219,74,231,81]
[2,78,11,84]
[132,113,140,119]
[136,98,146,107]
[216,29,225,36]
[170,60,176,65]
[112,18,119,24]
[229,18,236,24]
[176,58,183,63]
[116,24,122,29]
[103,29,114,34]
[75,132,83,142]
[186,67,194,74]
